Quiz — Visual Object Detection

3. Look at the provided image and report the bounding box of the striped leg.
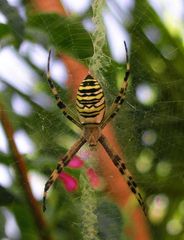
[99,134,146,216]
[101,41,130,128]
[43,137,86,212]
[47,50,82,128]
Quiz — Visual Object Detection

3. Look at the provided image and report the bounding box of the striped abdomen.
[76,74,105,124]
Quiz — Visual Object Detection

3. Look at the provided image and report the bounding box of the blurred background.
[0,0,184,240]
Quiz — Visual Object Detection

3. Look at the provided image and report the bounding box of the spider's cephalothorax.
[43,42,146,216]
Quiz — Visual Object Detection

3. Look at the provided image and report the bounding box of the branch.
[0,102,53,240]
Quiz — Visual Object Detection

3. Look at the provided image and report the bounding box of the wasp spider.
[43,42,146,216]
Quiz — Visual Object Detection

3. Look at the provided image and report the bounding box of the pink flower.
[86,168,100,189]
[68,156,84,168]
[58,156,100,192]
[59,172,78,192]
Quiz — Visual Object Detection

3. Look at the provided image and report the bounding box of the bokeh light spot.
[166,219,183,235]
[156,161,171,177]
[136,148,154,173]
[142,129,157,146]
[136,83,157,106]
[149,194,169,223]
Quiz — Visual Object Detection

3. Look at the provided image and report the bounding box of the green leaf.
[0,0,24,46]
[0,23,10,38]
[0,185,17,205]
[13,204,39,240]
[0,212,6,238]
[97,200,123,240]
[27,13,93,59]
[0,153,12,165]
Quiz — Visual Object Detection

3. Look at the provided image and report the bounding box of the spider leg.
[99,134,146,216]
[47,50,82,129]
[101,41,130,129]
[43,137,86,212]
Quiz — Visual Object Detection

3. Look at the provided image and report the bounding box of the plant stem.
[0,102,53,240]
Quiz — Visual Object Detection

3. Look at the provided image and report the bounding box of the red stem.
[0,103,53,240]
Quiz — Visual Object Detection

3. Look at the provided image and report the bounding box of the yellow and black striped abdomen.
[76,74,105,124]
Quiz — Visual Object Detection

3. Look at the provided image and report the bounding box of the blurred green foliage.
[0,0,184,240]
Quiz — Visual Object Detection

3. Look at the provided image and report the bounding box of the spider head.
[83,125,101,150]
[89,144,97,151]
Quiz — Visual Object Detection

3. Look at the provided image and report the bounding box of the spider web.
[0,0,184,240]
